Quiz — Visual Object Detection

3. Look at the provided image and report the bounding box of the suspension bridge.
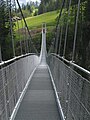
[0,0,90,120]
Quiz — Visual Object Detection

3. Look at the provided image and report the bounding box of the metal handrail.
[0,53,37,67]
[48,53,90,75]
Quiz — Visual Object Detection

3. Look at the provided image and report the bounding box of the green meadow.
[15,10,59,30]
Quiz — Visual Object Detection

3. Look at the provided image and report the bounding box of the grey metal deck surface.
[14,65,60,120]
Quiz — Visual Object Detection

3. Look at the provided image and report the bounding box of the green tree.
[38,1,45,14]
[22,3,26,10]
[0,0,13,60]
[38,0,62,14]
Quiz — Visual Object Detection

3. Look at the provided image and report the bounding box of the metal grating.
[15,66,61,120]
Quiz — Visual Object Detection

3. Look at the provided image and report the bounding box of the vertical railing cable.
[21,19,27,54]
[63,0,72,58]
[7,0,16,57]
[17,20,23,55]
[26,28,29,53]
[58,25,63,55]
[55,25,60,53]
[55,0,66,31]
[72,0,81,62]
[54,0,65,52]
[58,0,67,55]
[15,1,23,55]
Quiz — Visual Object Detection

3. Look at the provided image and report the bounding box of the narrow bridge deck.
[15,65,60,120]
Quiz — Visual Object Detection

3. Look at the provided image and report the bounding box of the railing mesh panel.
[47,54,90,120]
[0,55,38,120]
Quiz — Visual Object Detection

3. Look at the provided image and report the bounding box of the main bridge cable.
[15,0,38,54]
[14,0,27,54]
[55,0,66,31]
[57,0,68,55]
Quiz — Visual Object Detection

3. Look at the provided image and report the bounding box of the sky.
[19,0,40,5]
[26,0,40,2]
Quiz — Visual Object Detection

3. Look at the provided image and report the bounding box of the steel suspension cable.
[15,0,38,54]
[72,0,81,62]
[55,25,60,53]
[7,0,16,57]
[58,25,63,55]
[63,0,72,58]
[15,0,27,54]
[21,19,27,54]
[58,0,67,55]
[54,0,66,51]
[14,0,23,55]
[55,0,66,31]
[48,0,65,54]
[25,27,28,53]
[26,28,29,53]
[21,19,25,54]
[17,21,23,55]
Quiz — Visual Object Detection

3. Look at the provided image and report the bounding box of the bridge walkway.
[14,65,61,120]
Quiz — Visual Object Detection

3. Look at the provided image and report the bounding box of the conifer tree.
[0,0,12,60]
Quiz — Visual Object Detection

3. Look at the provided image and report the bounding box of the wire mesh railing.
[47,54,90,120]
[0,55,39,120]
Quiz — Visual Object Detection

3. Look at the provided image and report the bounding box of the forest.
[57,0,90,70]
[16,0,62,17]
[0,0,90,71]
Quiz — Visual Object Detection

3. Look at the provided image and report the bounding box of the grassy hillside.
[15,11,58,53]
[16,10,59,30]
